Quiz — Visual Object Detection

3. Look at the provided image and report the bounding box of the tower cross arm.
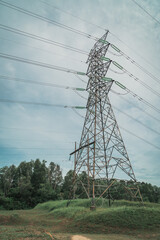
[70,141,95,155]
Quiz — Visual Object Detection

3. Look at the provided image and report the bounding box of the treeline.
[0,159,63,209]
[0,159,160,210]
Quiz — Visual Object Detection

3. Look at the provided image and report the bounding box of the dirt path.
[72,235,91,240]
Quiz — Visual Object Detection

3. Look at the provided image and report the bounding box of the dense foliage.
[0,159,160,210]
[0,159,62,209]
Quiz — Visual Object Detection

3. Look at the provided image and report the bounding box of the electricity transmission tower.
[70,32,143,208]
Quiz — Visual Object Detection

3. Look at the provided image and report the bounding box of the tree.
[48,162,62,190]
[62,170,74,199]
[0,160,160,210]
[0,165,17,197]
[31,159,47,189]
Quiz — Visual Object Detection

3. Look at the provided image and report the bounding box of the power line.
[72,107,85,119]
[75,74,87,84]
[0,98,86,109]
[1,77,159,133]
[113,104,160,136]
[0,147,71,150]
[120,125,160,151]
[0,0,97,40]
[130,0,160,26]
[0,130,159,153]
[72,88,160,138]
[109,31,160,75]
[110,89,128,95]
[110,92,160,123]
[41,0,160,86]
[112,83,160,122]
[65,99,160,151]
[39,0,160,76]
[125,85,160,114]
[3,5,159,90]
[1,9,160,88]
[0,111,159,152]
[6,0,159,88]
[0,75,86,92]
[110,78,160,115]
[1,49,159,106]
[0,126,80,134]
[0,24,88,55]
[0,37,86,64]
[0,32,160,97]
[69,98,160,152]
[111,60,160,98]
[40,0,106,31]
[1,71,160,118]
[0,153,69,156]
[109,44,160,86]
[0,137,75,143]
[2,74,160,131]
[0,52,87,76]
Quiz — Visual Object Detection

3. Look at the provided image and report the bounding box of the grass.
[0,199,160,239]
[35,198,160,211]
[75,206,160,229]
[50,206,87,218]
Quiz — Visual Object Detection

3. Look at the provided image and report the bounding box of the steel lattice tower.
[71,32,143,208]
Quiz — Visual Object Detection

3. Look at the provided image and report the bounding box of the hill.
[35,199,160,231]
[0,199,160,239]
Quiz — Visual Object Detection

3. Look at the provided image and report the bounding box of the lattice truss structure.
[72,32,143,206]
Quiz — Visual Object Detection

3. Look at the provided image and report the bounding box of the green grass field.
[0,199,160,240]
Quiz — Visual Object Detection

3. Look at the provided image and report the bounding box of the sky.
[0,0,160,186]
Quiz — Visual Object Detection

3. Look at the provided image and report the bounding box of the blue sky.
[0,0,160,186]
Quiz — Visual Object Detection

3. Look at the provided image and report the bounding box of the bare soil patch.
[72,235,91,240]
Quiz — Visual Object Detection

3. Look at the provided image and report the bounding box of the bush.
[50,206,87,218]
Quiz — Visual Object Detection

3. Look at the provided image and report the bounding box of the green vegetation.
[0,159,63,209]
[0,158,160,239]
[1,159,160,211]
[0,199,160,240]
[76,207,160,229]
[35,199,160,230]
[35,198,160,211]
[35,198,110,211]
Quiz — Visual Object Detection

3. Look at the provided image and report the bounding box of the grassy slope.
[35,199,160,230]
[35,198,160,211]
[0,199,160,240]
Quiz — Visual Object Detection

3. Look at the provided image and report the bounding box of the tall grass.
[35,198,108,211]
[34,199,160,230]
[75,206,160,229]
[50,207,88,218]
[35,200,69,211]
[35,198,160,211]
